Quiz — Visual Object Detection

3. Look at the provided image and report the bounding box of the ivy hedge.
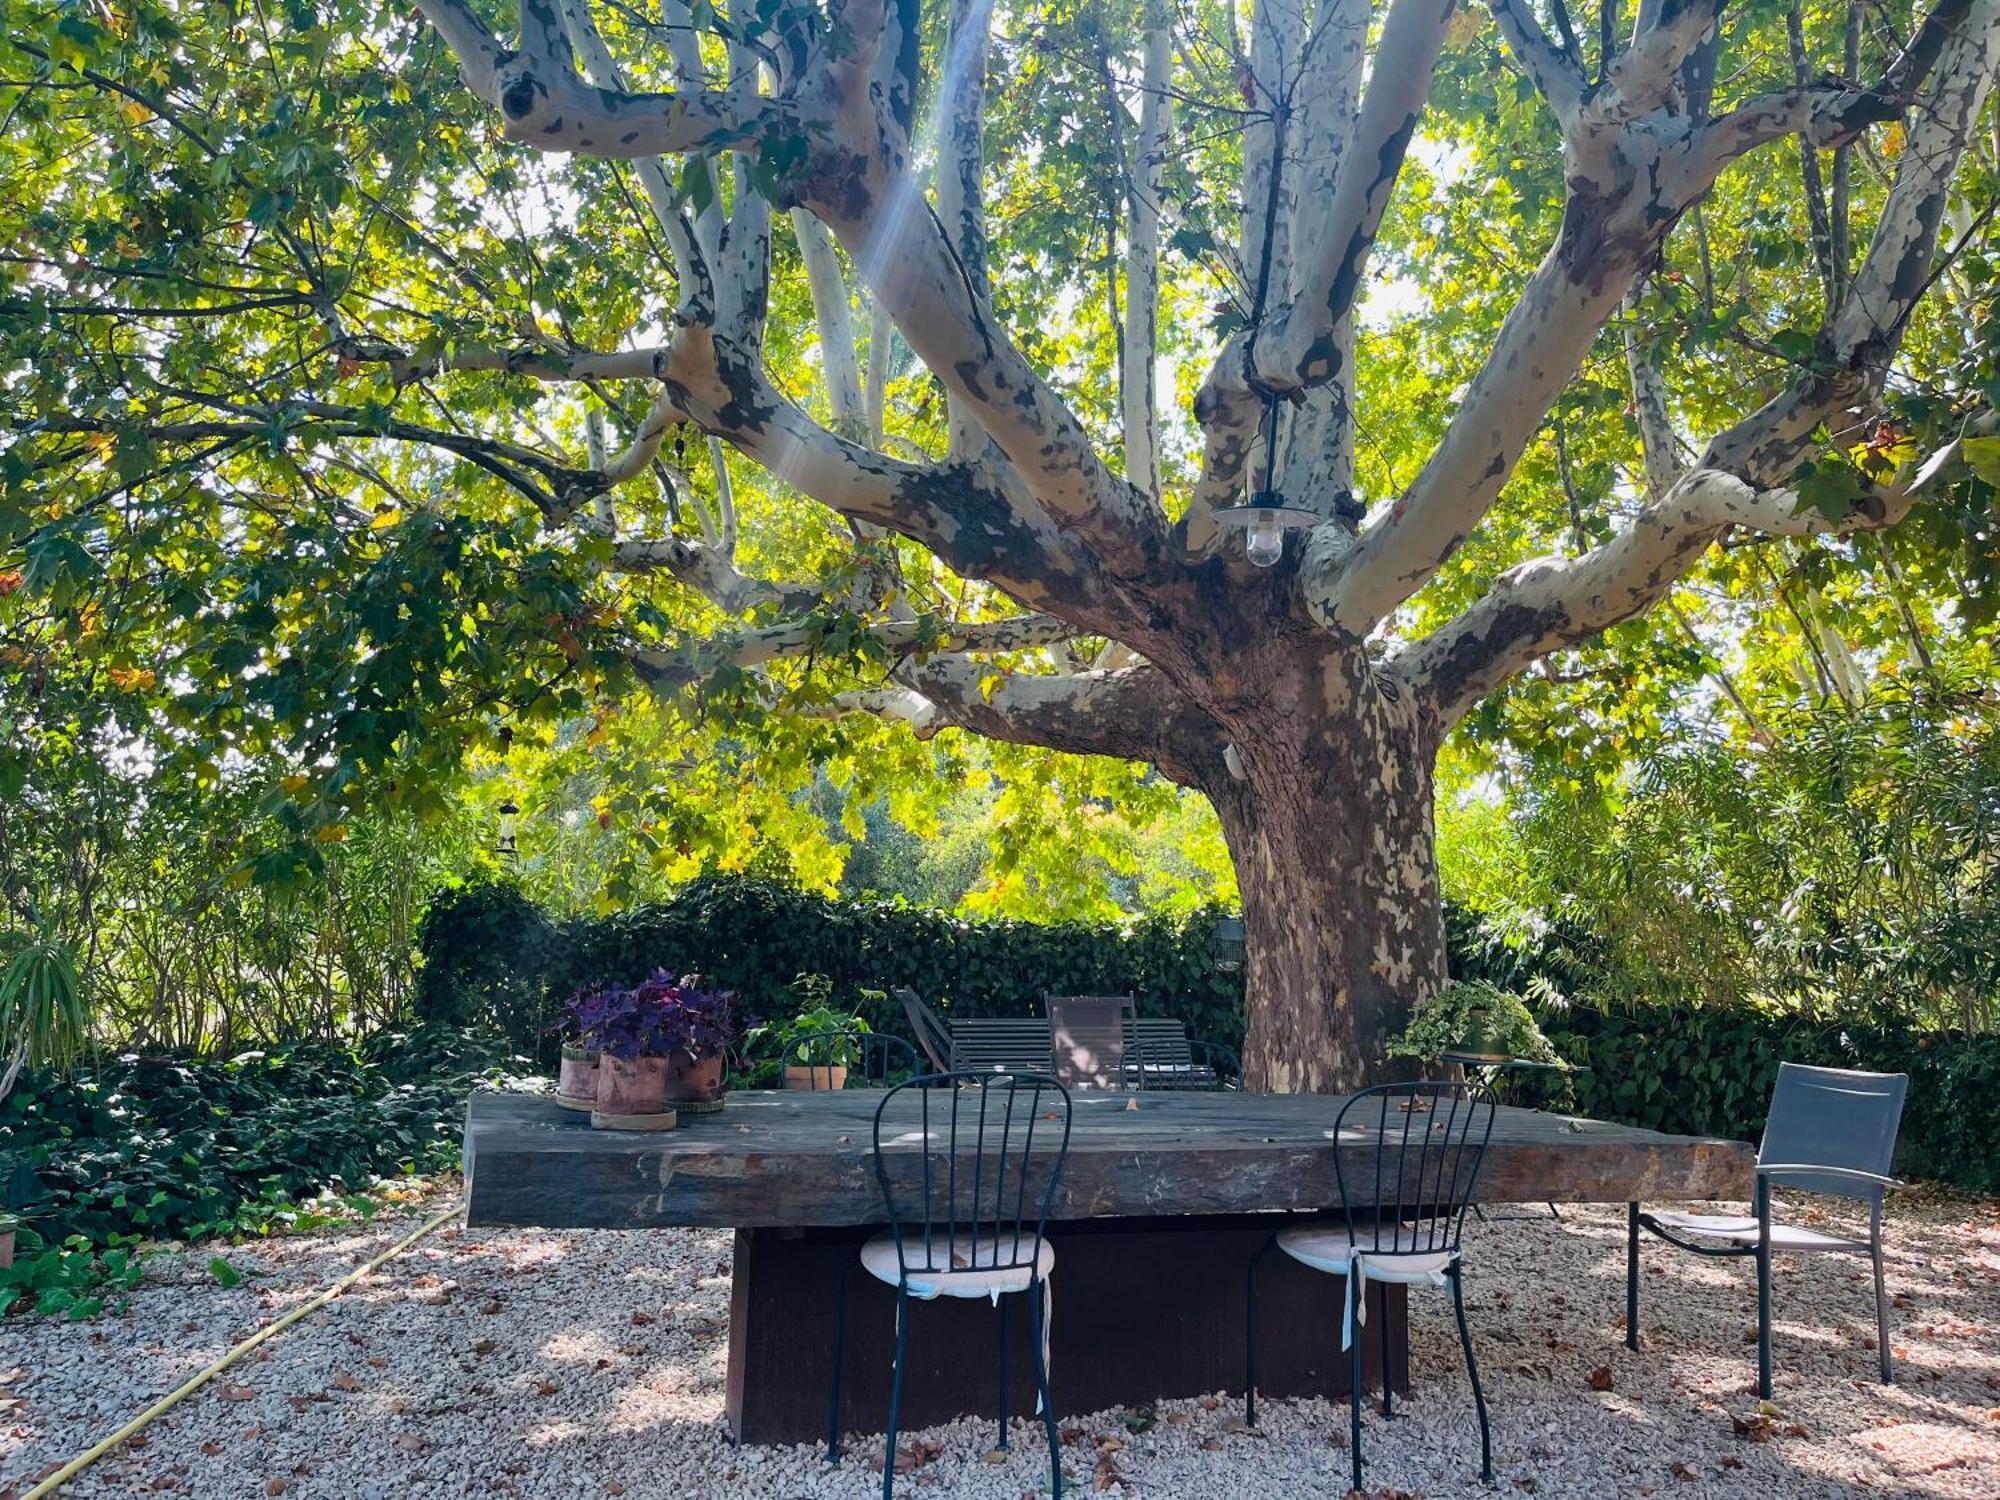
[414,875,1247,1061]
[418,876,2000,1191]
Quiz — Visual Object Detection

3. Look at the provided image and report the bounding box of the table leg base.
[725,1214,1409,1445]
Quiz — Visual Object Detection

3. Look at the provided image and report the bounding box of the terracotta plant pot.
[557,1046,600,1110]
[784,1063,848,1091]
[596,1054,669,1116]
[666,1051,726,1104]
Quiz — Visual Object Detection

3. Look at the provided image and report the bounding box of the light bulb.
[1243,509,1285,568]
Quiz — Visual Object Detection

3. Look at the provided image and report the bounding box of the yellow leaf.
[281,773,310,794]
[120,98,153,127]
[370,508,402,530]
[316,824,350,844]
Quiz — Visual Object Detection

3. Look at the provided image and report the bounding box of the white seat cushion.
[860,1231,1054,1299]
[1276,1223,1458,1281]
[1649,1210,1869,1252]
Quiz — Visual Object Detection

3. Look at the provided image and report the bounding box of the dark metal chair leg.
[1245,1237,1273,1427]
[1871,1204,1892,1385]
[1625,1201,1640,1352]
[826,1261,850,1462]
[1028,1279,1062,1499]
[1755,1179,1773,1401]
[1378,1278,1394,1418]
[882,1287,909,1500]
[996,1286,1012,1450]
[1348,1271,1364,1496]
[1450,1265,1492,1484]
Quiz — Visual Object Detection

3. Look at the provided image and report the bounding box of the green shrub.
[0,1026,517,1260]
[416,874,1246,1065]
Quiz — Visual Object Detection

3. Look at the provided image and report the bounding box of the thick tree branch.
[414,0,786,158]
[1187,0,1454,538]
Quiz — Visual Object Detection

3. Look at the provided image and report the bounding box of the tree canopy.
[3,0,1997,1084]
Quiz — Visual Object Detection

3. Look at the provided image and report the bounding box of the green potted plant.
[749,1003,873,1091]
[1387,979,1563,1068]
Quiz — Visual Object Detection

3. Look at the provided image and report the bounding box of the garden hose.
[22,1200,464,1498]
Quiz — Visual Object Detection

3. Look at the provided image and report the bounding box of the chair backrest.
[1757,1063,1907,1200]
[893,986,954,1073]
[1045,993,1138,1091]
[1334,1081,1496,1257]
[779,1030,920,1089]
[872,1071,1072,1276]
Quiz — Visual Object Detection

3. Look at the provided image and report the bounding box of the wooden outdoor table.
[464,1089,1751,1443]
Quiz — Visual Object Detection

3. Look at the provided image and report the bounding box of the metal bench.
[947,1014,1238,1090]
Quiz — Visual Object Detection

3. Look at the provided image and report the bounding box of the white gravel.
[3,1183,1996,1499]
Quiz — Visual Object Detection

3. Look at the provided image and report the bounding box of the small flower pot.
[598,1054,668,1113]
[1449,1008,1510,1065]
[784,1063,848,1091]
[556,1046,600,1111]
[666,1051,727,1109]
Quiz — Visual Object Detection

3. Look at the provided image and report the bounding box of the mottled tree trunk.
[1204,670,1447,1094]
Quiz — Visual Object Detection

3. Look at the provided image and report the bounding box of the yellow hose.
[24,1200,464,1499]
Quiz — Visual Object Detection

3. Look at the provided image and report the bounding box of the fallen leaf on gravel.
[1196,1396,1219,1410]
[198,1443,223,1458]
[1731,1412,1777,1442]
[395,1434,424,1454]
[981,1449,1009,1465]
[1587,1366,1615,1391]
[1059,1426,1088,1445]
[479,1299,503,1315]
[1511,1481,1537,1493]
[1164,1411,1194,1425]
[1719,1455,1743,1469]
[1669,1460,1697,1481]
[1218,1418,1260,1436]
[1098,1435,1127,1452]
[218,1384,256,1403]
[630,1311,654,1325]
[366,1356,388,1369]
[1199,1437,1223,1451]
[331,1372,359,1392]
[606,1484,625,1496]
[1781,1422,1811,1438]
[474,1339,497,1355]
[535,1379,558,1396]
[265,1480,287,1495]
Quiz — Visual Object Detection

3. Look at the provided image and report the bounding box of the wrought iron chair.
[1627,1062,1907,1397]
[1044,993,1139,1091]
[776,1029,920,1089]
[1244,1081,1496,1493]
[892,985,953,1073]
[827,1071,1072,1499]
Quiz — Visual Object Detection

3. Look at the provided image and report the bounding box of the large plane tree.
[3,0,1996,1088]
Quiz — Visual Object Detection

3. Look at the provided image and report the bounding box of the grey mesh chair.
[1627,1062,1907,1397]
[1045,993,1138,1091]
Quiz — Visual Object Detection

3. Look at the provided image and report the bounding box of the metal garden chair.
[1627,1061,1907,1397]
[1044,993,1139,1091]
[1244,1080,1496,1493]
[778,1029,920,1089]
[892,985,953,1073]
[826,1071,1072,1499]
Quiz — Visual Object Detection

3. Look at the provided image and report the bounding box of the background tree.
[3,0,1996,1089]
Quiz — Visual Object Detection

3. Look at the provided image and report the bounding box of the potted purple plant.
[567,981,677,1128]
[652,972,740,1108]
[554,991,600,1111]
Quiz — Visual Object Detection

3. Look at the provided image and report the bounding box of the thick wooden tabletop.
[464,1088,1753,1230]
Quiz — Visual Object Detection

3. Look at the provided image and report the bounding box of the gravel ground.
[3,1182,1996,1499]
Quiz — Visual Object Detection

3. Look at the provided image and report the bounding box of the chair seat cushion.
[1649,1210,1869,1252]
[1276,1223,1458,1281]
[860,1231,1054,1299]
